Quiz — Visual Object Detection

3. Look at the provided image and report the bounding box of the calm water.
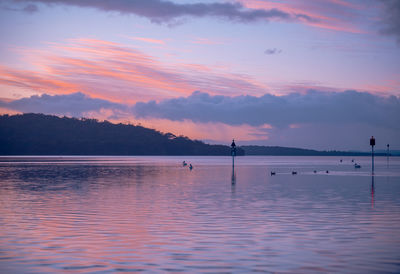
[0,156,400,273]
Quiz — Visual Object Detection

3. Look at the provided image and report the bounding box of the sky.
[0,0,399,151]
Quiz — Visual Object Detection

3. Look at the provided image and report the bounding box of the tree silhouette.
[0,113,245,156]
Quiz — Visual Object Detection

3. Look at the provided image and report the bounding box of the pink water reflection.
[1,156,400,272]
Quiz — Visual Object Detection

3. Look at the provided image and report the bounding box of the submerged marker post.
[231,139,236,169]
[231,139,236,184]
[370,136,375,175]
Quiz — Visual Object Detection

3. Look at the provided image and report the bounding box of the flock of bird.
[182,158,362,174]
[182,161,193,170]
[270,158,362,176]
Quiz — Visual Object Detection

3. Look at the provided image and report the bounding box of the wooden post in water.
[231,139,236,168]
[231,139,236,184]
[370,136,375,175]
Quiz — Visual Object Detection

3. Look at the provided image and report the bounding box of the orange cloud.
[0,38,270,103]
[0,65,78,92]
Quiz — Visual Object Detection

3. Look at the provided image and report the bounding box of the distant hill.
[241,145,388,157]
[376,149,400,156]
[0,113,244,156]
[0,113,392,157]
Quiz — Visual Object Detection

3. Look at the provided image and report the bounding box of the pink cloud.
[238,0,366,33]
[359,76,400,96]
[130,36,166,45]
[0,65,78,92]
[127,118,271,142]
[0,38,270,103]
[190,38,224,45]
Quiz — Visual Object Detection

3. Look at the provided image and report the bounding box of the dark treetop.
[0,113,244,156]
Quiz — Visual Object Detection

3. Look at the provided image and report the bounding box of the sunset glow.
[0,0,399,150]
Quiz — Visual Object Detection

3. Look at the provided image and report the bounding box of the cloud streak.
[1,2,38,13]
[130,36,166,45]
[237,0,366,33]
[14,0,315,24]
[264,48,282,55]
[379,0,400,43]
[0,38,268,102]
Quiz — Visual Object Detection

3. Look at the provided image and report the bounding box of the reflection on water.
[231,168,236,186]
[371,175,375,208]
[0,156,400,273]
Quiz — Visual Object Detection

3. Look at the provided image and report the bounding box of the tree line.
[0,113,244,156]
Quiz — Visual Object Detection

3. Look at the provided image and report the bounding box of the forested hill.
[0,113,244,156]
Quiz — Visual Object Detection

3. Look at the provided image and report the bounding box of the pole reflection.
[371,175,375,208]
[231,166,236,197]
[231,169,236,185]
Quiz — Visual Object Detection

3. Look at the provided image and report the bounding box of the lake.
[0,156,399,273]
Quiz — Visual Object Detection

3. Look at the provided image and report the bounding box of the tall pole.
[370,136,375,175]
[231,139,236,184]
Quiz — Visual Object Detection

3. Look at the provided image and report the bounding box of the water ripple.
[0,156,399,273]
